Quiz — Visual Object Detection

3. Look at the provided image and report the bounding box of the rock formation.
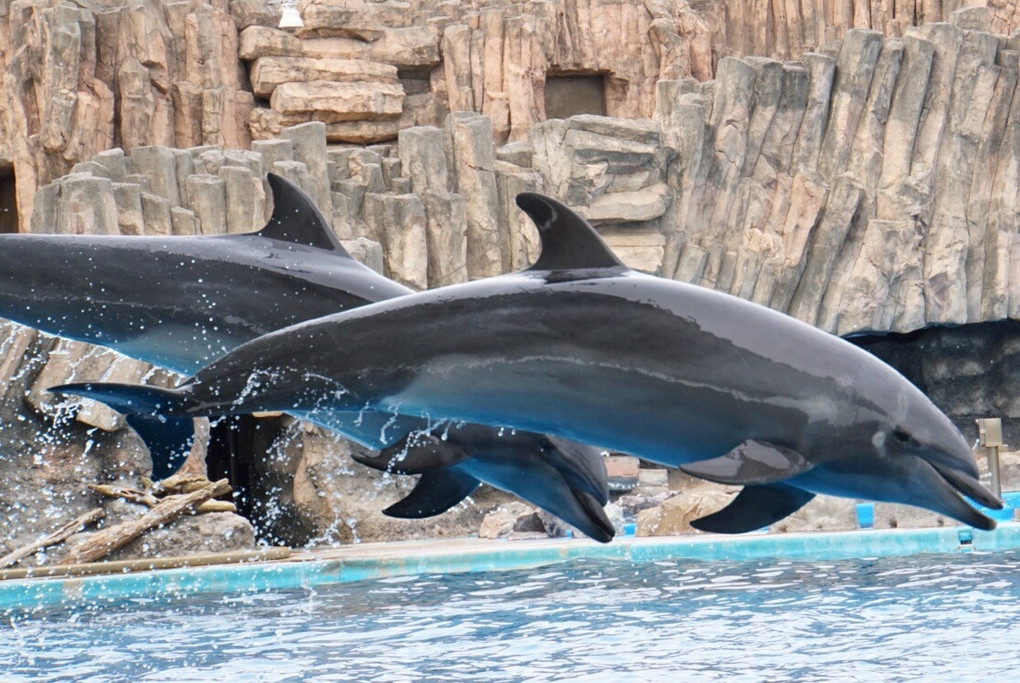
[7,0,1018,233]
[0,0,254,235]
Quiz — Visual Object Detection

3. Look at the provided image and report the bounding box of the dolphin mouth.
[573,490,615,543]
[545,435,610,505]
[933,463,1003,510]
[917,461,998,531]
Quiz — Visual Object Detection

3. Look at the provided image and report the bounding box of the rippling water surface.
[3,550,1019,682]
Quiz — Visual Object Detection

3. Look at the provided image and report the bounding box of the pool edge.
[3,523,1018,611]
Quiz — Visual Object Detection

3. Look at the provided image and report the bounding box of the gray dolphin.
[50,192,1001,531]
[0,174,408,375]
[4,177,612,540]
[354,426,612,542]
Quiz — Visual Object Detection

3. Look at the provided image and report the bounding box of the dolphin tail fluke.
[48,382,197,417]
[690,483,816,534]
[124,414,196,480]
[382,468,480,519]
[51,383,203,480]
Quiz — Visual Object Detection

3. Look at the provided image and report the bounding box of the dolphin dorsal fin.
[515,193,626,271]
[257,174,351,255]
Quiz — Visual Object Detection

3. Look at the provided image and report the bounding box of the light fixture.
[278,1,304,30]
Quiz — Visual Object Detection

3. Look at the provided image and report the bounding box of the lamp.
[278,1,303,30]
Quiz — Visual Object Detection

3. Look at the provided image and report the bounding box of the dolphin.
[3,176,612,540]
[0,174,408,375]
[50,192,1001,532]
[354,427,613,542]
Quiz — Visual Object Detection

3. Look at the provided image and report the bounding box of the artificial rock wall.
[0,0,254,234]
[7,0,1020,232]
[659,15,1020,336]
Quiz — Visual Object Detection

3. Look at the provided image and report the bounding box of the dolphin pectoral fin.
[258,174,350,254]
[352,432,471,475]
[690,484,816,534]
[382,469,481,519]
[680,440,813,485]
[352,450,401,472]
[515,193,626,271]
[124,415,196,480]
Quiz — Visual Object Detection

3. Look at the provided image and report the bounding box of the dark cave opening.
[206,414,258,522]
[205,414,313,545]
[0,167,18,234]
[848,319,1020,447]
[544,73,608,119]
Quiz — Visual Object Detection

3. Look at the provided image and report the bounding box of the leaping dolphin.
[0,174,408,375]
[354,427,613,542]
[50,192,1001,532]
[3,176,612,541]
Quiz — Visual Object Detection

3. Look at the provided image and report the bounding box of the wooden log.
[91,478,231,504]
[0,547,292,581]
[154,473,232,497]
[88,483,159,507]
[197,500,237,514]
[65,480,227,565]
[0,508,105,569]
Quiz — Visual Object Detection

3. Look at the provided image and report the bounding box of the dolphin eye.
[891,428,912,445]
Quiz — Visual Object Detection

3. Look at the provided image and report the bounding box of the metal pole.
[988,445,1001,499]
[976,418,1003,500]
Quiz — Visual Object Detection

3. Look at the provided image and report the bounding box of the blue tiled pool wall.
[2,490,1017,613]
[613,492,1019,536]
[4,523,1020,613]
[856,490,1019,529]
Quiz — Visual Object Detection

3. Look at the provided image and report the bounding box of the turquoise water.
[3,551,1019,682]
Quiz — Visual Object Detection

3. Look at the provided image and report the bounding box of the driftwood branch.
[154,472,231,497]
[89,478,234,514]
[0,547,293,581]
[88,483,159,507]
[65,479,228,565]
[0,507,105,569]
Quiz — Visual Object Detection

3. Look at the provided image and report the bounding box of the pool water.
[3,551,1018,682]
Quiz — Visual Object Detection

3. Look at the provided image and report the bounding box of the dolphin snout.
[570,490,615,543]
[915,431,1002,511]
[882,457,998,530]
[917,427,982,480]
[933,462,1003,511]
